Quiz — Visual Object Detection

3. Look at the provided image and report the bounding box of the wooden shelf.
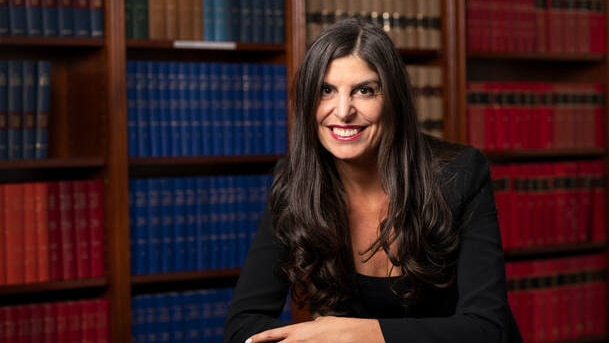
[467,52,605,62]
[129,155,282,177]
[131,269,240,295]
[0,157,105,170]
[505,241,606,261]
[126,39,285,52]
[0,36,105,47]
[484,149,606,163]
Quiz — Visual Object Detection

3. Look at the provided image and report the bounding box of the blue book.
[235,177,248,266]
[7,61,23,160]
[202,0,214,41]
[186,63,200,157]
[8,0,26,35]
[261,64,274,154]
[158,62,172,157]
[262,0,273,43]
[241,63,254,155]
[251,64,263,155]
[172,178,186,272]
[128,182,137,274]
[57,0,73,36]
[131,296,143,343]
[155,294,172,343]
[184,177,196,271]
[273,64,287,154]
[230,63,243,156]
[214,0,231,41]
[196,177,212,270]
[0,61,8,160]
[147,62,161,157]
[208,63,222,155]
[220,63,234,156]
[239,0,251,42]
[251,0,264,43]
[73,0,89,37]
[208,177,220,269]
[89,0,103,37]
[228,0,240,42]
[197,63,212,156]
[225,176,239,268]
[132,179,149,275]
[21,60,35,159]
[200,290,213,340]
[159,178,174,273]
[168,293,184,343]
[25,0,42,36]
[34,61,50,159]
[0,0,8,36]
[134,61,149,157]
[127,61,138,157]
[182,291,203,343]
[41,0,57,36]
[177,63,190,157]
[272,0,284,44]
[147,178,162,274]
[167,62,180,157]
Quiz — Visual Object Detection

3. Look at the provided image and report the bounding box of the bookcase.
[0,1,607,343]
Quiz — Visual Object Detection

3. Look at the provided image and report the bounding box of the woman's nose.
[333,94,356,120]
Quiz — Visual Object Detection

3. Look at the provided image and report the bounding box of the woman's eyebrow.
[352,79,381,88]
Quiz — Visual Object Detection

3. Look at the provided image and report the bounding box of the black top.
[223,144,523,343]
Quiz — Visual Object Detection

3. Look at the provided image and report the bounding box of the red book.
[16,305,30,343]
[539,163,556,246]
[94,299,109,343]
[4,306,17,343]
[547,0,565,53]
[30,304,44,343]
[494,82,511,151]
[4,183,25,285]
[479,0,493,51]
[590,253,607,336]
[72,181,90,279]
[42,303,57,343]
[58,181,76,280]
[67,301,81,343]
[34,182,50,282]
[466,82,488,149]
[593,83,606,149]
[56,302,69,343]
[467,0,482,52]
[86,180,105,278]
[47,181,62,281]
[0,185,5,286]
[576,161,593,243]
[533,82,555,149]
[528,163,546,247]
[23,182,38,284]
[590,160,606,242]
[514,164,533,248]
[81,300,97,343]
[521,0,537,53]
[535,0,549,53]
[576,0,591,53]
[563,0,578,54]
[590,0,606,54]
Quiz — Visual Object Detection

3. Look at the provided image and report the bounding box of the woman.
[224,18,522,343]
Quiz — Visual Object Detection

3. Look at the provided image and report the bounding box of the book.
[25,0,43,35]
[57,0,74,36]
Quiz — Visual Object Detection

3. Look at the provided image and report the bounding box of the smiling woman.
[224,17,523,343]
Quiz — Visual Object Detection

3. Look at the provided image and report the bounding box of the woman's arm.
[223,209,291,343]
[379,147,520,343]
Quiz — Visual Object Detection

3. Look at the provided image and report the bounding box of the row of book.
[407,64,443,139]
[492,160,606,250]
[0,60,51,161]
[129,175,271,275]
[131,289,291,343]
[506,253,607,343]
[127,61,288,158]
[0,298,109,343]
[0,0,104,38]
[467,0,606,54]
[0,180,105,286]
[467,82,606,151]
[126,0,285,44]
[305,0,442,49]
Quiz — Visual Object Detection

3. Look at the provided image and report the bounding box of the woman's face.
[316,55,384,163]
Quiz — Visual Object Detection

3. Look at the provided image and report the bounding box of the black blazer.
[224,143,523,343]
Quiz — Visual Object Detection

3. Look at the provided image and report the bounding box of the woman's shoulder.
[425,135,489,172]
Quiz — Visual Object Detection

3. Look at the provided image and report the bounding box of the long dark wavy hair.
[269,18,460,315]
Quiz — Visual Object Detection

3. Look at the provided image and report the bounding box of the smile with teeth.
[330,126,364,138]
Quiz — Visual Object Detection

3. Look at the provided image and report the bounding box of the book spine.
[0,61,8,160]
[9,0,26,35]
[7,60,23,160]
[0,0,8,36]
[23,182,37,283]
[86,179,104,278]
[73,180,91,279]
[57,0,73,36]
[41,0,57,36]
[89,0,102,37]
[25,0,43,36]
[34,182,50,282]
[73,0,88,37]
[21,60,36,159]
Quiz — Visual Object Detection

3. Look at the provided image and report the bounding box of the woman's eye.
[356,86,376,97]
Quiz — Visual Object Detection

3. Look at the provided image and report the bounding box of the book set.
[0,0,104,38]
[129,175,271,276]
[125,0,285,44]
[126,61,288,158]
[467,0,606,54]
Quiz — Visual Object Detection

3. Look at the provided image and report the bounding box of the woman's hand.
[245,316,385,343]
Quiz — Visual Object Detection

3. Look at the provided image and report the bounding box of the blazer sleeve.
[223,208,291,343]
[378,147,519,343]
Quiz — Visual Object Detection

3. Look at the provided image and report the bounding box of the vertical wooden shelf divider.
[103,0,132,341]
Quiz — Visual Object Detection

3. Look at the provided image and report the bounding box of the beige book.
[306,0,323,44]
[415,0,429,49]
[428,66,444,139]
[149,0,166,39]
[165,0,179,40]
[192,0,203,40]
[428,0,442,50]
[404,0,417,49]
[178,0,195,40]
[336,0,349,22]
